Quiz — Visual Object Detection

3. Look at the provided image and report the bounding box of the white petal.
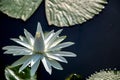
[11,38,32,49]
[30,59,40,76]
[4,50,32,56]
[19,57,32,72]
[2,46,26,50]
[19,54,40,72]
[46,29,63,49]
[42,57,52,74]
[19,35,28,43]
[48,59,63,70]
[48,42,74,51]
[24,29,34,46]
[11,56,30,67]
[36,22,44,40]
[3,46,32,55]
[13,52,32,56]
[30,54,41,67]
[53,51,77,57]
[49,36,66,48]
[4,50,18,54]
[44,30,54,44]
[46,53,68,63]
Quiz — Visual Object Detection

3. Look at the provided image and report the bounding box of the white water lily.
[3,22,76,76]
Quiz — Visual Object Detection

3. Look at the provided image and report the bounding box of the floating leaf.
[0,0,43,21]
[87,69,120,80]
[0,0,107,27]
[46,0,107,27]
[5,65,37,80]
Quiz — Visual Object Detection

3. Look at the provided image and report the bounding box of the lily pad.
[0,0,107,27]
[0,0,42,21]
[87,69,120,80]
[46,0,107,27]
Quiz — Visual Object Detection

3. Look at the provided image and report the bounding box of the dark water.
[0,0,120,80]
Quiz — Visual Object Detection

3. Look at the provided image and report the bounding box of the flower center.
[33,32,45,53]
[33,50,44,54]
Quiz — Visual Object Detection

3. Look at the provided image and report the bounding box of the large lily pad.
[0,0,107,27]
[0,0,42,21]
[46,0,107,27]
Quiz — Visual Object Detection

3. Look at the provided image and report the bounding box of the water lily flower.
[3,22,76,76]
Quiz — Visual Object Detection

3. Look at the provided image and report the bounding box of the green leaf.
[87,69,120,80]
[5,65,37,80]
[0,0,43,21]
[0,0,107,27]
[46,0,107,27]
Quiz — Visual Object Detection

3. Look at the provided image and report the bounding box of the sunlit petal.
[44,30,54,44]
[11,56,31,67]
[49,36,66,48]
[42,57,52,74]
[53,51,77,57]
[46,29,63,49]
[19,54,40,72]
[46,53,68,63]
[19,35,27,41]
[24,29,34,46]
[48,42,74,51]
[3,46,26,50]
[31,59,40,76]
[48,59,63,70]
[11,38,32,49]
[36,22,44,40]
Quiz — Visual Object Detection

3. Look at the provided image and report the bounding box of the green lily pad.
[46,0,107,27]
[5,65,37,80]
[0,0,42,21]
[0,0,107,27]
[87,69,120,80]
